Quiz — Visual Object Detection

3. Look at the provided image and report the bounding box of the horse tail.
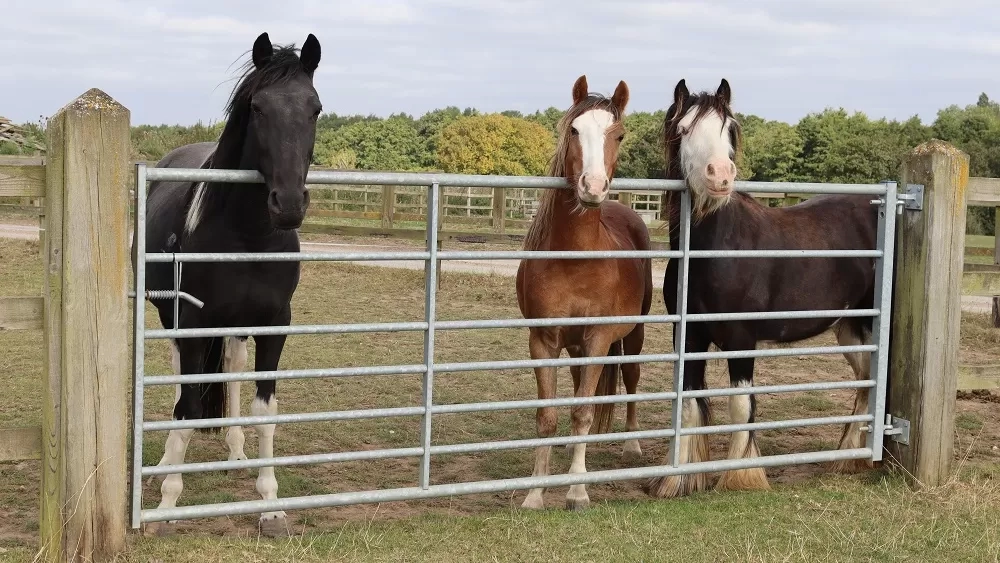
[197,336,228,434]
[591,340,623,435]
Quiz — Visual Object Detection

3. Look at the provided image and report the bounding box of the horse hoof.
[715,467,771,492]
[259,514,290,538]
[645,474,706,499]
[143,521,177,537]
[565,496,590,511]
[829,458,874,475]
[520,495,545,510]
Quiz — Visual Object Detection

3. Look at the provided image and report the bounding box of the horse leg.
[565,363,581,454]
[147,340,183,486]
[564,335,615,511]
[646,328,711,498]
[252,332,290,537]
[831,318,874,473]
[620,324,645,462]
[715,356,770,491]
[522,331,560,510]
[224,337,249,465]
[145,338,208,536]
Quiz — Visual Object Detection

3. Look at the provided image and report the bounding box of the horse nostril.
[268,191,281,213]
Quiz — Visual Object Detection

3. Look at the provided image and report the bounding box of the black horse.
[646,79,879,499]
[138,32,322,537]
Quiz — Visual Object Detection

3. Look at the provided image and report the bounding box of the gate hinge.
[897,184,924,213]
[883,414,910,445]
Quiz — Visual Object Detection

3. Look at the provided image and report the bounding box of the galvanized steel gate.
[129,165,906,528]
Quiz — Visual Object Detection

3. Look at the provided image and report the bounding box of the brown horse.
[646,78,879,499]
[516,75,653,511]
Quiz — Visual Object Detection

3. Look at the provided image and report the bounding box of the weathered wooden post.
[993,205,1000,327]
[381,185,395,228]
[888,140,969,488]
[492,187,506,234]
[39,89,131,562]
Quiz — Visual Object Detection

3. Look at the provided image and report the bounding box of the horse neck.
[544,189,604,250]
[667,185,756,251]
[203,125,276,238]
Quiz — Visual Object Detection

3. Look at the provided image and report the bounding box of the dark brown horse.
[516,75,653,510]
[647,79,879,498]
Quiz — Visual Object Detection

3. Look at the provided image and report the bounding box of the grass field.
[1,235,999,562]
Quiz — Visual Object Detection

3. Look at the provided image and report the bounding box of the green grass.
[4,473,999,563]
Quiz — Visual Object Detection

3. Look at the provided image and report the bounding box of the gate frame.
[128,165,911,527]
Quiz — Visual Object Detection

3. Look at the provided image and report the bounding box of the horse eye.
[251,104,263,116]
[617,134,625,142]
[570,127,579,136]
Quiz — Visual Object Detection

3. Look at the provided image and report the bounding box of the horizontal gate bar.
[142,167,888,195]
[144,248,880,264]
[684,344,876,362]
[143,344,877,386]
[679,414,871,436]
[141,446,425,477]
[143,406,425,432]
[138,379,876,434]
[139,412,869,477]
[686,249,881,259]
[143,363,429,386]
[429,428,678,456]
[140,448,873,523]
[434,379,876,415]
[144,309,879,340]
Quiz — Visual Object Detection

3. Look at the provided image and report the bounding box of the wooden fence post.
[492,187,506,234]
[39,89,131,562]
[381,185,395,228]
[888,140,969,488]
[992,206,1000,327]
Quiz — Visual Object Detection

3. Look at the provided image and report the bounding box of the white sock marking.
[224,338,249,462]
[727,381,753,459]
[252,395,285,521]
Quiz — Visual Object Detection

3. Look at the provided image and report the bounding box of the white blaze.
[571,109,615,198]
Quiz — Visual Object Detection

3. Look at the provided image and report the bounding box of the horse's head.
[232,32,323,230]
[664,78,742,216]
[557,75,629,208]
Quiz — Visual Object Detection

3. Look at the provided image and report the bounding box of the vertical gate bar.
[130,163,148,529]
[172,259,180,330]
[419,181,441,489]
[669,190,693,466]
[867,181,898,460]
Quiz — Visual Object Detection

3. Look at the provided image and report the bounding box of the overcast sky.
[3,0,1000,126]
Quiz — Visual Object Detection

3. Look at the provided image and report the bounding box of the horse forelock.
[662,91,743,225]
[524,94,623,251]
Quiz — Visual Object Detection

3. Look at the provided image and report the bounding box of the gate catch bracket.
[897,184,924,213]
[883,414,910,445]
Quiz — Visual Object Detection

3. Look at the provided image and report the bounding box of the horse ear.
[572,75,588,105]
[672,79,688,118]
[717,78,732,105]
[612,80,630,114]
[252,32,272,69]
[301,34,321,76]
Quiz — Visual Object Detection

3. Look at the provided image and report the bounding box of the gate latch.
[883,414,910,445]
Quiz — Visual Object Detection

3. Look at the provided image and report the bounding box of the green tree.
[315,117,423,171]
[415,107,463,167]
[617,111,665,179]
[739,115,803,182]
[436,114,554,176]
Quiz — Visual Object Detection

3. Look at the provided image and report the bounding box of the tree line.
[4,94,1000,232]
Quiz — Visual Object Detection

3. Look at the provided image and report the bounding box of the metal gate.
[129,165,904,528]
